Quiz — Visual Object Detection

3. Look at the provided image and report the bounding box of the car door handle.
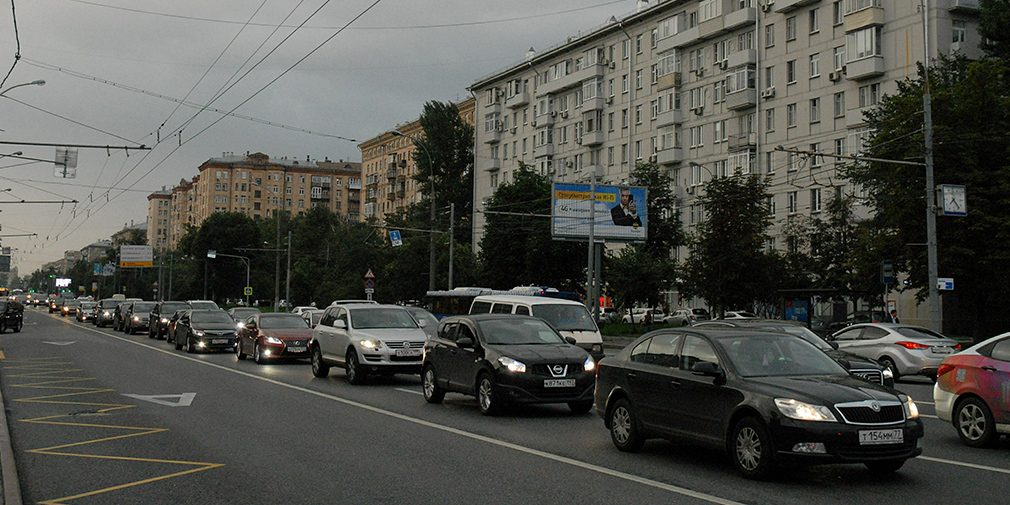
[981,366,997,372]
[626,372,638,381]
[669,380,681,388]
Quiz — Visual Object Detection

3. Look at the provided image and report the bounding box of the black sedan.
[422,314,596,415]
[594,328,923,480]
[172,309,239,353]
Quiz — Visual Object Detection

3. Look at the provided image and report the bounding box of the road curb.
[0,345,23,505]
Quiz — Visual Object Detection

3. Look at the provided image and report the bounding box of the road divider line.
[918,456,1010,475]
[395,388,423,396]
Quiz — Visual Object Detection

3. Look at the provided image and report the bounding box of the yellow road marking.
[0,350,6,359]
[1,356,223,504]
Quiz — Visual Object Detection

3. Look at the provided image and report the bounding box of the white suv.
[309,303,429,384]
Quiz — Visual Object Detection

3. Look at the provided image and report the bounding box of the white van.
[469,295,604,361]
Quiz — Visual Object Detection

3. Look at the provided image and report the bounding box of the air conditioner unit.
[718,60,728,70]
[761,3,771,12]
[761,87,775,98]
[685,185,695,194]
[565,160,574,167]
[649,154,658,162]
[550,110,557,117]
[531,121,537,127]
[696,68,705,77]
[841,65,847,74]
[511,127,517,133]
[576,138,583,144]
[609,61,616,69]
[561,111,569,118]
[605,97,613,105]
[829,71,841,82]
[692,106,704,115]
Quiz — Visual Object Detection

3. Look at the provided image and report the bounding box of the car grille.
[382,340,424,349]
[203,331,235,338]
[850,368,884,385]
[835,400,904,425]
[285,340,306,347]
[531,364,583,377]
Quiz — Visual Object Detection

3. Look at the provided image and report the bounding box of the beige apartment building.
[470,0,981,249]
[151,152,362,250]
[147,189,172,250]
[358,98,475,224]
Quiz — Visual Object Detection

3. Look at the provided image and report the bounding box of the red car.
[236,313,313,364]
[934,332,1010,447]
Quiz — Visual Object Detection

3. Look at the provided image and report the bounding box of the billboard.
[55,277,72,288]
[120,245,154,267]
[552,183,647,242]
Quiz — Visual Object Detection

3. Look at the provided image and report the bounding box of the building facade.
[470,0,981,248]
[357,97,475,224]
[147,189,172,251]
[150,152,362,250]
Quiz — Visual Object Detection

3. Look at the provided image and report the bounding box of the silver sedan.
[829,323,960,381]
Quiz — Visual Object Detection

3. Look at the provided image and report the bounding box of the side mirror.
[836,359,851,371]
[456,337,474,348]
[691,361,724,378]
[564,336,577,345]
[246,322,257,330]
[417,319,428,328]
[827,340,839,350]
[333,320,347,329]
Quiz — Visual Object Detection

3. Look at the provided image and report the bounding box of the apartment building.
[151,152,362,250]
[147,189,172,251]
[358,97,475,224]
[470,0,982,256]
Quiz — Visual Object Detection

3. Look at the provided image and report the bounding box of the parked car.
[60,299,81,317]
[622,308,665,325]
[228,307,261,328]
[595,328,924,479]
[299,309,324,329]
[934,332,1010,448]
[597,306,620,324]
[829,323,960,381]
[124,301,158,334]
[0,299,24,333]
[94,298,120,327]
[309,303,429,384]
[172,309,238,353]
[693,319,894,387]
[723,310,759,319]
[76,301,97,323]
[404,306,438,339]
[237,313,313,364]
[151,301,192,339]
[422,314,596,415]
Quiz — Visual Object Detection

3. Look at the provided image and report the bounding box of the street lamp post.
[390,130,437,291]
[207,250,251,306]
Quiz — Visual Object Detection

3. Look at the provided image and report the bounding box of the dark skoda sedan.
[422,314,596,415]
[594,328,923,480]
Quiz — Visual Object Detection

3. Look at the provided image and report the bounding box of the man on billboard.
[611,187,642,227]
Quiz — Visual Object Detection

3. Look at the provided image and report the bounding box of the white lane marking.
[920,414,938,419]
[395,388,423,396]
[919,456,1010,475]
[122,393,197,407]
[42,341,77,346]
[916,401,935,405]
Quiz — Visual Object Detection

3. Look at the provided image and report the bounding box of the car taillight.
[895,341,930,350]
[953,344,961,351]
[937,363,956,377]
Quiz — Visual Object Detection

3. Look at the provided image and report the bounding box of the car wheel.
[0,322,6,334]
[236,340,247,360]
[186,336,196,354]
[730,417,777,480]
[955,397,998,448]
[13,320,21,333]
[254,343,266,364]
[879,357,900,381]
[864,459,906,473]
[608,398,644,452]
[147,329,155,339]
[128,324,135,335]
[477,372,503,416]
[568,400,594,414]
[345,349,365,385]
[310,346,330,378]
[422,366,445,404]
[174,333,183,350]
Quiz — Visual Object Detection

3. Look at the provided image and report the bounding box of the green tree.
[414,100,475,248]
[478,163,584,291]
[980,0,1010,62]
[179,212,261,303]
[681,174,777,316]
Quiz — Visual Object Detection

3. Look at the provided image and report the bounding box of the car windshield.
[405,307,438,328]
[894,326,947,340]
[161,303,190,313]
[751,325,832,351]
[531,304,597,332]
[81,302,96,309]
[258,315,309,329]
[349,308,419,329]
[718,334,847,378]
[190,301,218,310]
[65,301,81,307]
[133,302,157,312]
[190,311,233,324]
[231,309,260,319]
[477,318,566,345]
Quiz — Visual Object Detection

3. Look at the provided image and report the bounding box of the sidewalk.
[602,335,635,351]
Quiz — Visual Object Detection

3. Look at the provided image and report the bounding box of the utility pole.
[922,0,941,331]
[448,203,455,289]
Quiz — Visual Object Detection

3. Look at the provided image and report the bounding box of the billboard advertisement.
[551,183,647,242]
[120,245,154,268]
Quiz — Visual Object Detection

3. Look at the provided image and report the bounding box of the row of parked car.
[42,295,1008,480]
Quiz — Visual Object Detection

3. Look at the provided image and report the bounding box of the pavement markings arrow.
[122,393,197,407]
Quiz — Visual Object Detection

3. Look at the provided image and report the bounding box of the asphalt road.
[0,309,1008,504]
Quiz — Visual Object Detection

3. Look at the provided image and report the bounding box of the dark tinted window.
[258,315,309,329]
[475,318,564,345]
[190,311,233,324]
[470,301,492,314]
[681,336,719,371]
[490,303,513,314]
[894,326,946,340]
[349,308,417,329]
[630,338,651,363]
[860,327,889,339]
[133,302,157,312]
[833,328,861,341]
[647,333,681,368]
[515,305,531,316]
[990,339,1010,362]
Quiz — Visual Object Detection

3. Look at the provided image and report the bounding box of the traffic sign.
[390,230,402,247]
[937,278,954,291]
[364,288,375,294]
[364,269,375,279]
[365,279,375,289]
[244,287,253,296]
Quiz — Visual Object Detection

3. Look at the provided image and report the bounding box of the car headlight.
[902,396,919,419]
[774,398,837,422]
[193,331,204,337]
[104,311,113,316]
[133,316,140,322]
[498,356,526,373]
[882,368,894,380]
[583,356,595,372]
[161,317,169,323]
[265,336,283,345]
[360,339,383,350]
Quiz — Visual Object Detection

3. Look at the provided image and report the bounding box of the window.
[810,188,823,212]
[690,126,705,148]
[845,0,881,14]
[810,98,821,123]
[833,92,845,117]
[786,60,797,83]
[713,120,724,143]
[622,108,629,128]
[787,103,797,127]
[833,1,844,25]
[847,26,882,60]
[788,191,798,213]
[636,34,643,54]
[622,74,629,93]
[810,142,822,167]
[650,100,659,119]
[635,69,643,90]
[726,67,756,94]
[809,53,820,78]
[858,83,880,107]
[786,16,797,41]
[833,46,846,71]
[834,137,846,157]
[700,0,722,22]
[764,66,774,90]
[765,108,775,132]
[765,23,775,47]
[952,20,967,44]
[809,8,820,33]
[713,79,725,103]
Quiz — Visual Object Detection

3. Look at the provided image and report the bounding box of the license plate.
[932,346,953,354]
[859,429,904,445]
[211,339,229,344]
[395,349,422,357]
[287,346,307,353]
[544,379,576,388]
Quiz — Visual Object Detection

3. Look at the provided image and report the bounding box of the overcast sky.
[0,0,641,274]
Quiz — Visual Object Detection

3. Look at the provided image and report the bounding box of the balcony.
[698,16,724,40]
[487,158,501,172]
[656,108,684,127]
[949,0,979,12]
[534,111,556,127]
[657,147,683,166]
[505,92,530,109]
[846,56,885,81]
[774,0,822,13]
[726,49,757,69]
[724,7,757,31]
[656,71,682,90]
[583,96,606,111]
[483,130,502,144]
[845,7,885,32]
[581,130,605,147]
[386,169,397,180]
[485,101,502,115]
[728,132,756,151]
[846,106,870,127]
[726,89,757,110]
[534,143,555,158]
[663,26,700,50]
[536,64,605,96]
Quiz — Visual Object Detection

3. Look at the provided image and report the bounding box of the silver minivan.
[469,295,604,361]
